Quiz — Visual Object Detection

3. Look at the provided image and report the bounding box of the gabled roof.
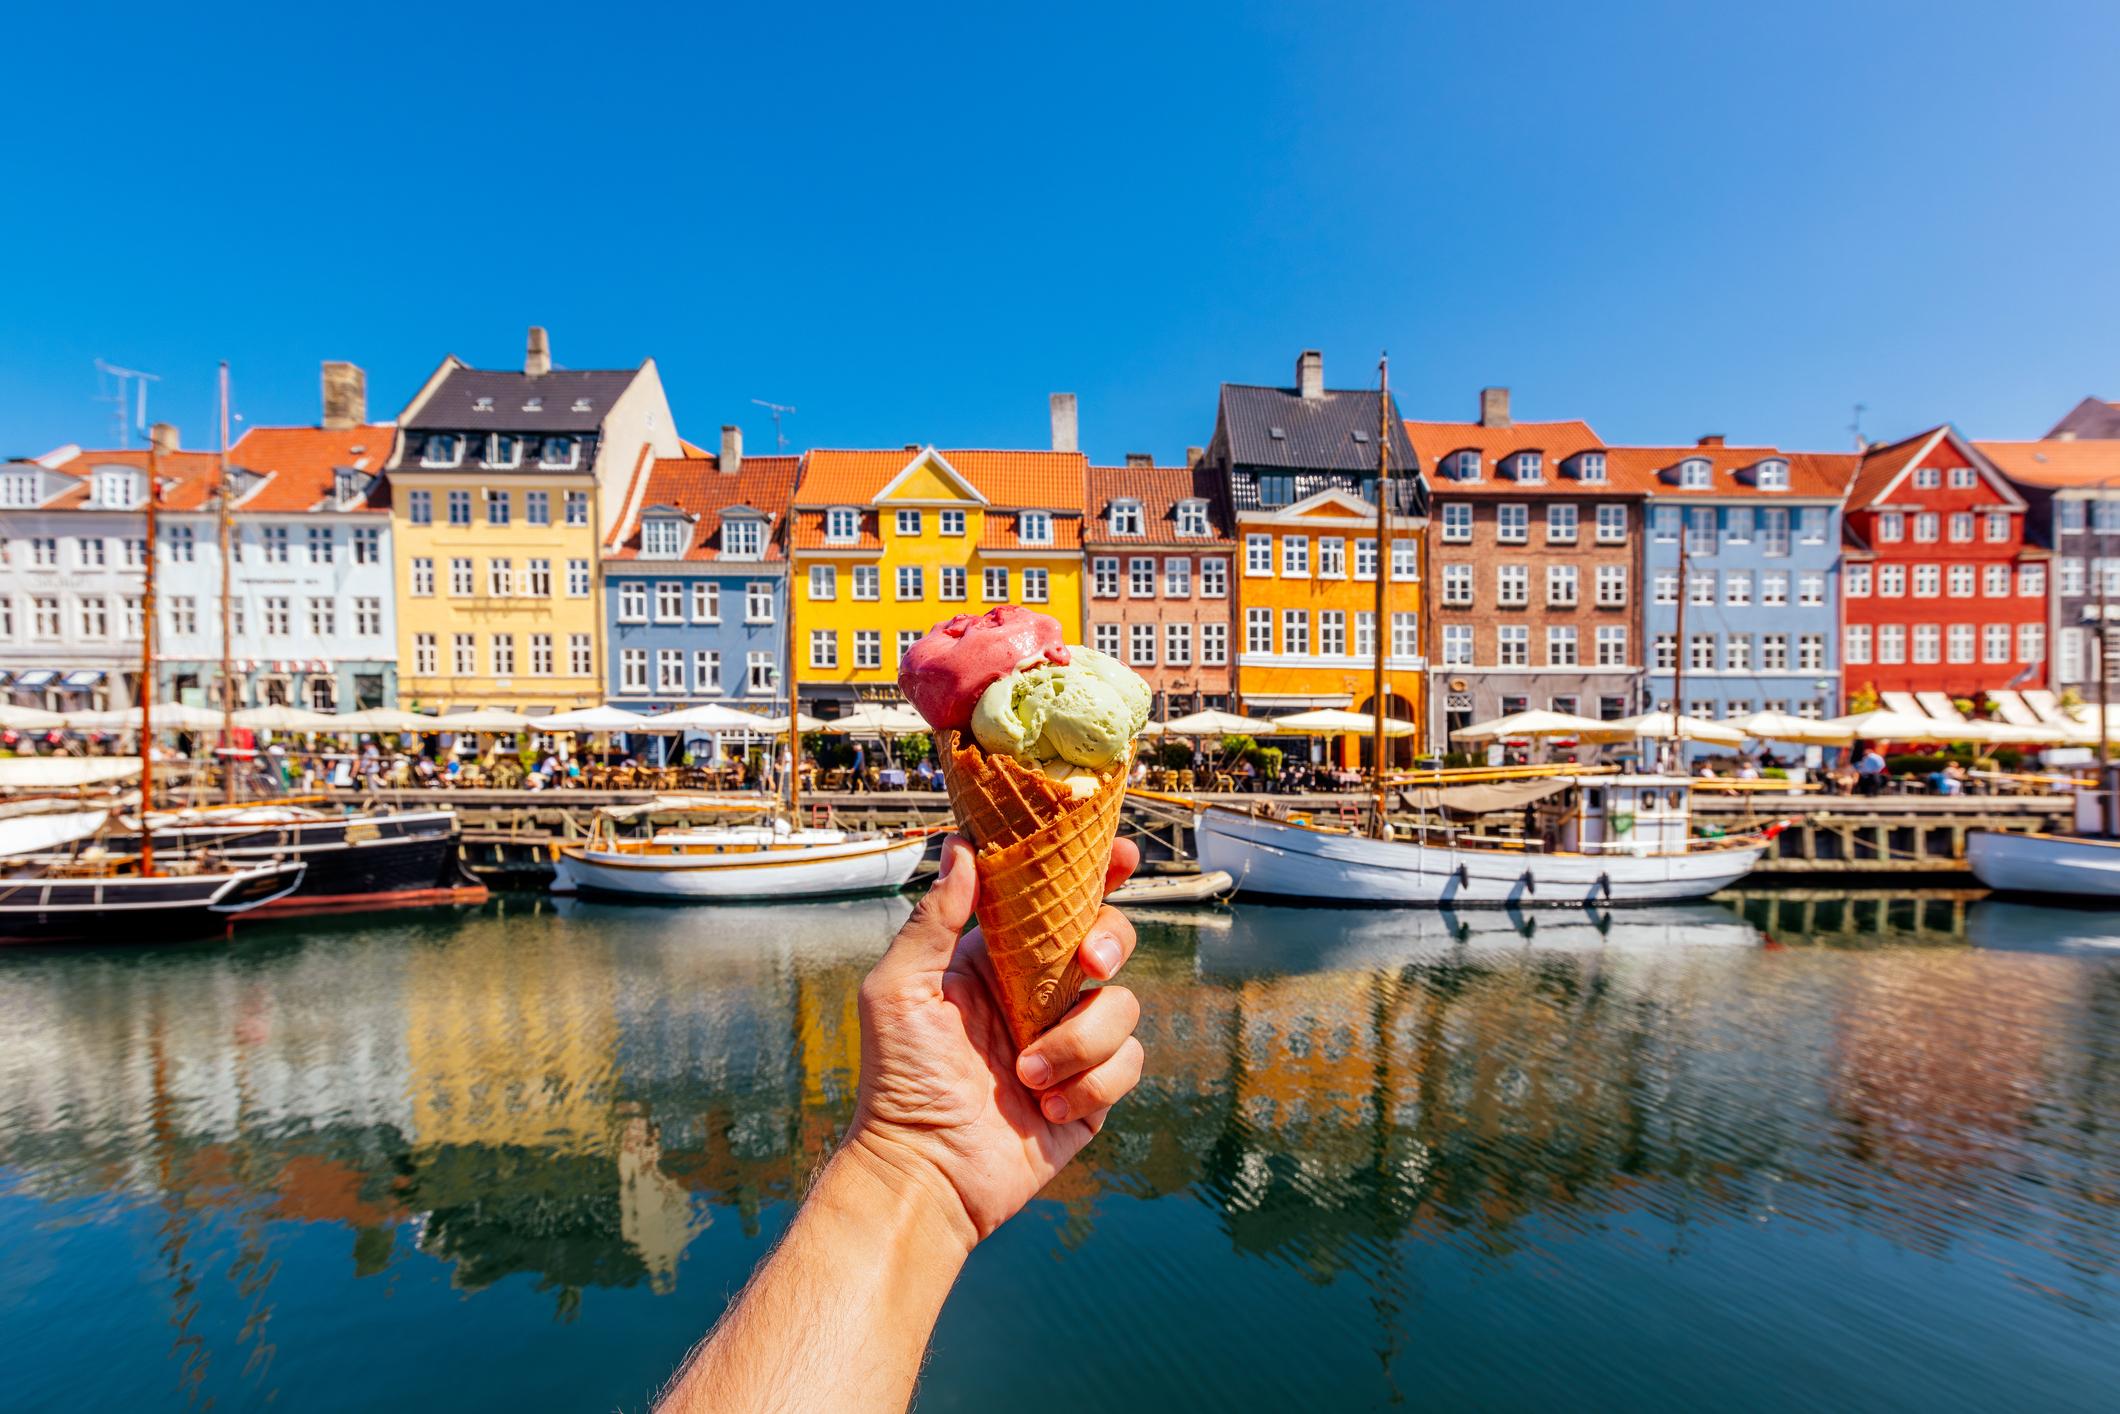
[793,448,1088,511]
[1977,437,2120,489]
[2044,396,2120,441]
[605,453,799,562]
[1605,443,1857,500]
[1083,464,1234,546]
[32,447,223,511]
[1844,425,2022,510]
[226,423,396,513]
[1216,383,1418,474]
[1402,418,1617,495]
[402,365,643,431]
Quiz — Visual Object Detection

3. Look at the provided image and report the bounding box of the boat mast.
[783,553,801,822]
[140,429,163,876]
[2100,483,2112,834]
[1669,508,1689,774]
[217,362,236,804]
[1369,354,1392,838]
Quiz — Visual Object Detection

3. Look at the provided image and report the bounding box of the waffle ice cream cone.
[938,727,1132,1050]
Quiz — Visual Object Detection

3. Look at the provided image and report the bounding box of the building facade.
[1203,351,1429,757]
[788,444,1088,716]
[1627,439,1855,728]
[1839,426,2044,705]
[1082,456,1236,716]
[387,328,681,715]
[1978,436,2120,702]
[0,436,220,712]
[157,367,398,711]
[602,428,798,711]
[1405,392,1643,741]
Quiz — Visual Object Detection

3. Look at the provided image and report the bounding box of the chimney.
[1479,387,1511,429]
[719,425,742,474]
[1049,393,1078,453]
[525,325,551,377]
[149,422,179,453]
[1697,433,1725,447]
[321,361,366,429]
[1297,350,1324,401]
[1185,445,1204,468]
[1124,452,1154,468]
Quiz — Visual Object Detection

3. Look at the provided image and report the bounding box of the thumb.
[883,834,977,974]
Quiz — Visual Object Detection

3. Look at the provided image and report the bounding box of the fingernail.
[937,840,961,880]
[1084,933,1121,975]
[1018,1053,1052,1087]
[1041,1092,1069,1122]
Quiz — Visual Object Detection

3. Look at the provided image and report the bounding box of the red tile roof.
[40,447,224,511]
[226,423,396,513]
[1401,418,1618,497]
[790,509,882,552]
[795,448,1089,512]
[1974,438,2120,489]
[1083,464,1235,545]
[606,453,800,561]
[1605,443,1858,500]
[1842,428,1942,509]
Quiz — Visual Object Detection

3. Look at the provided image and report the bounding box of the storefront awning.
[14,670,57,689]
[60,669,105,689]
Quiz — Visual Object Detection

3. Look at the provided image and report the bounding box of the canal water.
[3,893,2117,1412]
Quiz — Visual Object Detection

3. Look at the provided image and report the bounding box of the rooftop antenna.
[1848,401,1868,451]
[94,359,161,449]
[751,398,797,452]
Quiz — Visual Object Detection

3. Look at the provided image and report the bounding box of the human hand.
[844,833,1145,1252]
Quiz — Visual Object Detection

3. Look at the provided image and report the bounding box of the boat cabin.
[1546,775,1697,856]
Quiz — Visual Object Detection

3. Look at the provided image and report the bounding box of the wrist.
[834,1124,980,1263]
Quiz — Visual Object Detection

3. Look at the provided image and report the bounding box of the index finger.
[1103,836,1140,895]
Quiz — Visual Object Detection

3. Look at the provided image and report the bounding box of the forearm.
[656,1137,973,1414]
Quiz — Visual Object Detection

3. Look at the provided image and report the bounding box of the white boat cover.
[0,757,139,788]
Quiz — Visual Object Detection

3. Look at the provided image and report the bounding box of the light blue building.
[1633,442,1851,745]
[603,440,798,724]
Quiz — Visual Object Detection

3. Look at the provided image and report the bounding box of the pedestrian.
[1854,742,1886,796]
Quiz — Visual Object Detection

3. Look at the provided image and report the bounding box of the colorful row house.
[601,427,798,711]
[788,444,1088,714]
[1976,435,2120,706]
[1081,456,1237,716]
[1206,351,1430,760]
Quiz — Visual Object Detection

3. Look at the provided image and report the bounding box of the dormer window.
[1755,459,1790,490]
[522,397,543,413]
[333,469,359,504]
[1018,511,1053,546]
[1256,475,1295,506]
[488,434,522,469]
[538,436,578,469]
[1108,499,1144,536]
[1678,458,1712,489]
[473,396,494,412]
[2,471,38,507]
[1511,452,1543,483]
[91,467,142,508]
[421,433,464,468]
[824,507,860,543]
[572,398,593,413]
[723,515,765,560]
[1449,451,1482,481]
[1575,452,1607,483]
[1176,499,1209,537]
[642,516,688,559]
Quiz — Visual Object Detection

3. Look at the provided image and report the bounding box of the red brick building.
[1841,426,2046,703]
[1082,457,1236,715]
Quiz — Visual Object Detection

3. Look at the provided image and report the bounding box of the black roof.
[404,366,643,431]
[1215,383,1421,474]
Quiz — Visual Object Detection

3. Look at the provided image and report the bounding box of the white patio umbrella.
[822,703,929,735]
[333,707,440,733]
[657,703,771,732]
[1268,708,1418,737]
[1947,717,2079,746]
[1823,708,1956,742]
[1577,711,1746,746]
[540,705,681,733]
[233,704,343,733]
[0,703,69,730]
[753,712,828,734]
[438,708,536,732]
[67,702,226,732]
[1148,708,1277,737]
[1731,710,1856,746]
[1451,709,1606,742]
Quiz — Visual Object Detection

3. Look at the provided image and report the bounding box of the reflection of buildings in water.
[618,1112,705,1293]
[1724,889,1976,948]
[1968,899,2120,955]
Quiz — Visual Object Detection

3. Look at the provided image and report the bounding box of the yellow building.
[386,328,680,712]
[789,446,1088,712]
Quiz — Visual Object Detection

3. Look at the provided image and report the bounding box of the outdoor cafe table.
[879,767,908,789]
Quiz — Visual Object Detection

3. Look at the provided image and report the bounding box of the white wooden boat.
[1967,830,2120,901]
[551,798,930,902]
[1106,869,1236,907]
[1195,774,1771,907]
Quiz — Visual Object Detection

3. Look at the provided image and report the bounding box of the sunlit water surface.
[3,891,2117,1411]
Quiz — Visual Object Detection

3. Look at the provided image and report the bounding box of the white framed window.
[1497,504,1529,543]
[1202,623,1227,664]
[1878,624,1905,663]
[1202,558,1228,598]
[1913,511,1939,543]
[1759,508,1791,556]
[538,436,578,469]
[1280,609,1309,655]
[1879,564,1906,596]
[655,648,686,692]
[421,433,463,468]
[810,564,837,600]
[1281,536,1309,576]
[1761,634,1788,671]
[1596,564,1627,607]
[1129,623,1156,666]
[570,634,593,675]
[1877,511,1904,543]
[619,581,648,621]
[984,566,1010,601]
[2020,563,2045,597]
[483,556,512,597]
[1577,452,1608,482]
[168,595,197,637]
[1596,625,1627,666]
[1947,623,1975,664]
[1724,507,1753,544]
[1654,570,1678,604]
[1690,572,1715,606]
[1391,541,1418,581]
[1948,512,1974,543]
[525,490,550,526]
[1654,634,1677,670]
[1724,570,1752,606]
[1245,608,1272,654]
[1497,564,1529,606]
[746,581,774,622]
[1444,624,1474,666]
[897,630,920,663]
[692,581,721,622]
[1095,623,1123,657]
[307,596,336,636]
[262,596,291,636]
[408,489,433,525]
[411,557,435,596]
[1685,507,1716,554]
[443,489,472,527]
[1315,611,1346,656]
[1017,511,1052,546]
[530,634,553,675]
[1165,557,1192,596]
[1799,508,1827,543]
[1912,623,1941,663]
[2020,622,2044,664]
[452,632,477,675]
[1796,633,1824,672]
[1448,450,1482,481]
[1165,621,1193,665]
[1982,564,2009,597]
[940,509,966,537]
[567,559,591,597]
[1441,503,1473,543]
[1130,557,1156,596]
[1914,466,1941,489]
[1176,500,1209,537]
[854,631,882,669]
[825,507,860,542]
[1678,458,1712,489]
[1947,564,1974,598]
[1546,626,1577,666]
[1496,624,1529,666]
[1107,499,1143,536]
[1726,635,1753,671]
[1354,538,1377,579]
[1846,564,1871,597]
[1755,459,1790,490]
[1245,534,1273,575]
[565,491,589,526]
[895,509,922,537]
[940,566,967,601]
[1546,504,1578,543]
[1948,465,1977,489]
[1761,571,1789,607]
[1022,569,1048,602]
[853,565,880,600]
[1442,563,1473,606]
[1595,504,1627,543]
[1509,451,1542,482]
[1391,612,1417,659]
[895,565,924,600]
[1317,538,1345,578]
[1985,623,2011,664]
[1798,572,1825,606]
[1912,564,1940,598]
[31,595,59,638]
[643,517,686,558]
[1547,563,1578,607]
[747,652,776,692]
[620,649,650,693]
[1985,511,2010,543]
[414,633,438,675]
[1092,556,1119,597]
[1651,506,1680,542]
[809,630,839,669]
[724,518,764,559]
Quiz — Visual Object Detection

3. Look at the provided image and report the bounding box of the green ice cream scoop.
[969,646,1151,768]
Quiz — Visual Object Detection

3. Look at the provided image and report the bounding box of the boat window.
[1585,788,1603,810]
[1639,790,1660,812]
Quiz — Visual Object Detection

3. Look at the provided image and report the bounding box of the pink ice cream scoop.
[899,605,1071,730]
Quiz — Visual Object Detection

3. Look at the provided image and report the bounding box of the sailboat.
[0,425,306,943]
[1192,356,1775,907]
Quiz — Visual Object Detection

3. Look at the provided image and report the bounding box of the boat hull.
[0,861,307,944]
[1967,830,2120,902]
[553,833,929,902]
[119,811,488,915]
[1195,808,1763,906]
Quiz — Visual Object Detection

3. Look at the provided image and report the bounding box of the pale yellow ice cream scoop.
[969,646,1151,768]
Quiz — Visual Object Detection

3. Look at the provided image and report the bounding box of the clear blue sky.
[5,1,2115,463]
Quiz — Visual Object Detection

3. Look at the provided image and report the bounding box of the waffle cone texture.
[938,727,1132,1051]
